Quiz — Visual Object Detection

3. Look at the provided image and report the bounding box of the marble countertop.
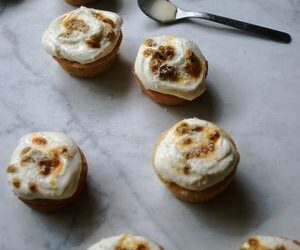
[0,0,299,249]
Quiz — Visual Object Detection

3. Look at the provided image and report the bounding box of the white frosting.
[154,118,238,191]
[6,132,83,200]
[241,236,300,250]
[87,234,162,250]
[42,7,122,64]
[134,35,207,100]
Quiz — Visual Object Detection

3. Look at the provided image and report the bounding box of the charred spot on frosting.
[183,50,201,78]
[176,122,190,136]
[103,27,115,42]
[12,177,21,189]
[201,145,209,155]
[115,235,150,250]
[28,182,38,193]
[20,148,45,166]
[92,11,117,42]
[176,122,219,158]
[177,137,194,149]
[93,12,115,27]
[183,164,191,175]
[6,164,17,173]
[136,244,149,250]
[20,155,35,165]
[248,238,259,247]
[184,145,213,159]
[20,146,31,156]
[143,48,153,57]
[184,147,201,159]
[38,158,60,176]
[102,18,115,27]
[115,243,149,250]
[147,45,179,81]
[85,35,101,48]
[52,146,72,159]
[153,46,175,61]
[158,64,178,81]
[150,59,162,75]
[241,243,288,250]
[152,51,164,61]
[183,138,193,145]
[158,46,175,60]
[62,15,89,37]
[208,130,220,142]
[193,126,203,132]
[32,136,47,145]
[144,39,156,47]
[176,123,204,136]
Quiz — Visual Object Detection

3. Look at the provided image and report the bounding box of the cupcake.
[134,35,208,105]
[87,234,164,250]
[6,132,87,212]
[42,7,123,77]
[152,118,239,202]
[65,0,97,6]
[240,235,300,250]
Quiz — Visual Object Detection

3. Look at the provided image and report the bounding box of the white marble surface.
[0,0,299,249]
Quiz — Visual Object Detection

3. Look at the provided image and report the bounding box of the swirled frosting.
[6,132,83,200]
[154,118,239,191]
[240,236,300,250]
[42,6,122,64]
[134,35,208,100]
[87,234,163,250]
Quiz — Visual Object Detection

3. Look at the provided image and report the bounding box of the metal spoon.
[138,0,291,43]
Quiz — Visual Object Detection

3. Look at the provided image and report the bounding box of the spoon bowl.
[137,0,178,23]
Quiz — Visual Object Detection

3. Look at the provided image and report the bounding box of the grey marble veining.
[0,0,299,249]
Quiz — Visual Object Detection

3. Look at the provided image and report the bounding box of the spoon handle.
[184,11,291,43]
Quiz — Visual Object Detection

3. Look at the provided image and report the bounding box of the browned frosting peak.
[32,136,48,145]
[93,12,115,27]
[62,15,89,37]
[175,122,220,160]
[183,50,201,79]
[115,235,150,250]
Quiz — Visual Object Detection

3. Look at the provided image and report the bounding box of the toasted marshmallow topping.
[6,132,83,200]
[240,236,300,250]
[154,118,239,191]
[42,7,122,64]
[87,234,163,250]
[134,35,208,100]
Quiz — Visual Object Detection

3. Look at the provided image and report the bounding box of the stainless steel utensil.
[138,0,291,43]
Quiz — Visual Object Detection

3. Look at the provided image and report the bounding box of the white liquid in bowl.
[150,0,177,22]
